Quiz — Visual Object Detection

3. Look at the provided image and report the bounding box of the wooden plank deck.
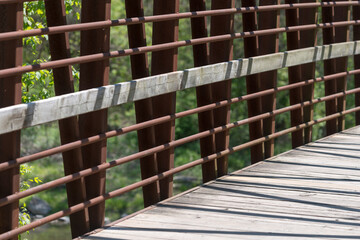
[82,127,360,240]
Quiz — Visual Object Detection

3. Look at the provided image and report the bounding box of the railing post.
[258,0,280,158]
[125,0,160,207]
[242,0,265,163]
[79,0,111,230]
[333,1,350,132]
[0,3,22,240]
[44,0,90,237]
[151,0,179,200]
[210,0,235,175]
[299,0,318,144]
[355,3,360,125]
[322,0,350,135]
[189,0,217,183]
[285,0,304,148]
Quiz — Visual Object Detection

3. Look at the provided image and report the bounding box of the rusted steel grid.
[285,0,317,148]
[258,0,280,159]
[2,103,359,240]
[125,0,160,207]
[0,20,359,79]
[150,0,179,201]
[1,70,359,174]
[355,4,360,124]
[209,0,234,178]
[1,1,359,42]
[322,0,351,135]
[44,0,89,237]
[299,0,318,144]
[2,76,359,211]
[0,3,22,240]
[79,0,111,230]
[242,0,264,164]
[190,0,217,182]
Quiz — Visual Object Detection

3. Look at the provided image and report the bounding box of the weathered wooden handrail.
[0,41,359,135]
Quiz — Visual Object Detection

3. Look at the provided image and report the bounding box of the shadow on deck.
[81,127,360,240]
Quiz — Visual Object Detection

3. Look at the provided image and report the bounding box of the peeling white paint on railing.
[0,41,359,134]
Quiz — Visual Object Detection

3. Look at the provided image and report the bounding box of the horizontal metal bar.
[0,69,358,173]
[0,3,357,41]
[0,41,359,135]
[1,2,359,41]
[2,104,359,240]
[0,20,359,80]
[1,86,359,209]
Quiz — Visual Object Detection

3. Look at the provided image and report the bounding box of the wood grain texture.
[1,41,360,135]
[82,126,360,240]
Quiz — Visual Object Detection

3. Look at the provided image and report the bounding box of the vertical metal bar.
[322,1,338,135]
[322,0,350,134]
[334,0,350,132]
[0,3,22,240]
[124,0,160,207]
[79,0,111,230]
[355,3,360,125]
[189,0,217,182]
[210,0,235,174]
[242,0,264,163]
[258,0,280,158]
[299,0,318,143]
[44,0,89,237]
[151,0,179,200]
[285,0,304,148]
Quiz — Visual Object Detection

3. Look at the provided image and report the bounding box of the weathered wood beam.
[0,41,359,135]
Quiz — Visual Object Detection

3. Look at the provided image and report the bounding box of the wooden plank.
[244,168,360,181]
[83,127,360,240]
[96,203,360,239]
[135,204,360,232]
[220,174,360,193]
[171,192,360,220]
[1,41,360,135]
[86,215,360,240]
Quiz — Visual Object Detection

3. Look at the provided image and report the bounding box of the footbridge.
[0,1,360,239]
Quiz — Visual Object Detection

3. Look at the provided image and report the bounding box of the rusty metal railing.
[0,1,360,239]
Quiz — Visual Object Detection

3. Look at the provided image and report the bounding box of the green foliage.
[22,0,80,103]
[19,164,42,240]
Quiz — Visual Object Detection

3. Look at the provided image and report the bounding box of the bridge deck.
[82,127,360,240]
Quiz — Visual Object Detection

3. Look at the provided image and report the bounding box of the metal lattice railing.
[0,1,360,239]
